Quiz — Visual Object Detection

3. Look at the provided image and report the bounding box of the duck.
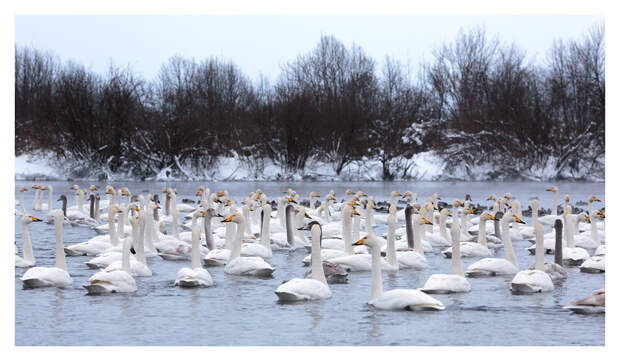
[276,221,333,302]
[353,234,444,311]
[421,222,471,294]
[21,210,72,289]
[223,213,275,277]
[510,223,554,293]
[15,215,43,268]
[175,225,215,287]
[464,211,523,277]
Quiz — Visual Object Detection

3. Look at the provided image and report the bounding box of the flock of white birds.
[15,184,605,314]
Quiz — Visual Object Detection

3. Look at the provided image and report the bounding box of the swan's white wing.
[105,260,152,277]
[86,270,136,293]
[21,267,72,288]
[579,256,605,273]
[275,278,331,301]
[422,274,471,293]
[175,267,214,287]
[465,258,518,276]
[224,256,275,277]
[510,270,554,292]
[369,289,444,311]
[241,243,271,258]
[396,251,428,270]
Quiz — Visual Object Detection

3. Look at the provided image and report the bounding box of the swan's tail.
[249,268,275,278]
[64,247,84,256]
[22,278,48,289]
[510,283,541,294]
[83,283,115,294]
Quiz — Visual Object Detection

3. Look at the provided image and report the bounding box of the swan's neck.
[478,219,487,246]
[22,222,35,263]
[109,210,119,246]
[285,206,294,247]
[551,192,558,216]
[352,215,360,243]
[451,233,462,276]
[365,206,373,234]
[460,210,467,232]
[439,213,448,240]
[164,193,170,215]
[386,216,397,266]
[144,210,155,252]
[19,192,25,213]
[405,212,414,249]
[121,233,131,273]
[413,220,423,254]
[230,220,245,260]
[205,215,215,251]
[48,188,53,210]
[310,195,315,211]
[55,218,67,271]
[225,222,235,250]
[172,210,180,239]
[242,207,251,235]
[136,217,145,263]
[117,210,125,240]
[78,191,84,213]
[310,230,327,285]
[278,201,285,228]
[73,191,79,208]
[591,215,599,245]
[370,244,383,302]
[294,212,307,244]
[33,189,39,209]
[344,214,353,255]
[532,204,538,224]
[95,197,100,219]
[535,229,544,271]
[260,211,271,250]
[565,216,575,248]
[191,227,201,269]
[501,220,518,268]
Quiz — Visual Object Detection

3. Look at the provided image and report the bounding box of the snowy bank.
[14,151,604,182]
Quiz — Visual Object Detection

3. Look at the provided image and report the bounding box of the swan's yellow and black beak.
[546,187,553,191]
[585,215,591,224]
[30,216,42,222]
[353,236,367,246]
[489,214,495,220]
[360,192,367,197]
[504,193,511,199]
[457,200,463,207]
[347,190,355,195]
[200,211,206,217]
[514,216,526,224]
[221,215,233,223]
[423,218,433,225]
[304,213,312,219]
[155,203,161,209]
[196,190,202,196]
[593,196,601,202]
[486,195,494,201]
[352,208,360,216]
[395,192,402,197]
[287,197,297,204]
[467,208,474,214]
[105,189,114,195]
[20,187,28,192]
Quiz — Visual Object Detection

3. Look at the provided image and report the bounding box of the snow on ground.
[14,151,604,182]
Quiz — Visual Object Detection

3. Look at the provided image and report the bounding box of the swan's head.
[20,187,27,192]
[598,209,605,219]
[480,211,495,221]
[89,185,97,191]
[283,188,293,195]
[70,184,79,190]
[196,190,202,197]
[346,189,354,196]
[487,195,496,201]
[162,187,169,193]
[546,186,559,192]
[511,214,526,224]
[22,215,43,224]
[464,207,474,215]
[391,191,403,197]
[357,191,367,198]
[414,214,433,226]
[105,186,115,195]
[504,193,511,200]
[589,195,601,203]
[465,194,472,201]
[583,213,591,224]
[532,199,539,209]
[440,208,451,217]
[310,192,319,197]
[285,197,297,204]
[352,234,381,248]
[326,194,335,201]
[221,213,244,224]
[565,194,570,202]
[454,199,463,207]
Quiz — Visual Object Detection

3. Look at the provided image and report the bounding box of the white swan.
[21,210,72,289]
[16,186,28,215]
[443,212,495,258]
[421,222,471,294]
[393,212,430,270]
[175,225,215,287]
[538,186,561,225]
[465,211,522,277]
[276,221,331,302]
[580,256,605,273]
[424,208,452,247]
[510,223,554,293]
[83,225,137,294]
[354,234,444,311]
[223,213,275,277]
[64,205,122,256]
[104,213,152,277]
[16,215,42,268]
[562,206,590,266]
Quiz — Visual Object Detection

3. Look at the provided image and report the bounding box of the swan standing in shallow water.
[15,215,43,268]
[223,213,275,277]
[175,225,215,287]
[276,221,332,302]
[465,211,523,277]
[353,234,444,311]
[21,210,72,289]
[510,223,554,293]
[421,222,471,294]
[83,219,137,294]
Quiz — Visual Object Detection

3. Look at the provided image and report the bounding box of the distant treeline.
[15,25,605,180]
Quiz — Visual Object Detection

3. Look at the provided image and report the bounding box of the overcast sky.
[15,15,603,81]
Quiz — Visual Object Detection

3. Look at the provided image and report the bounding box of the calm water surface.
[14,181,605,346]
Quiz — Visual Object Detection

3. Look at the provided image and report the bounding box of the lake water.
[14,181,605,346]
